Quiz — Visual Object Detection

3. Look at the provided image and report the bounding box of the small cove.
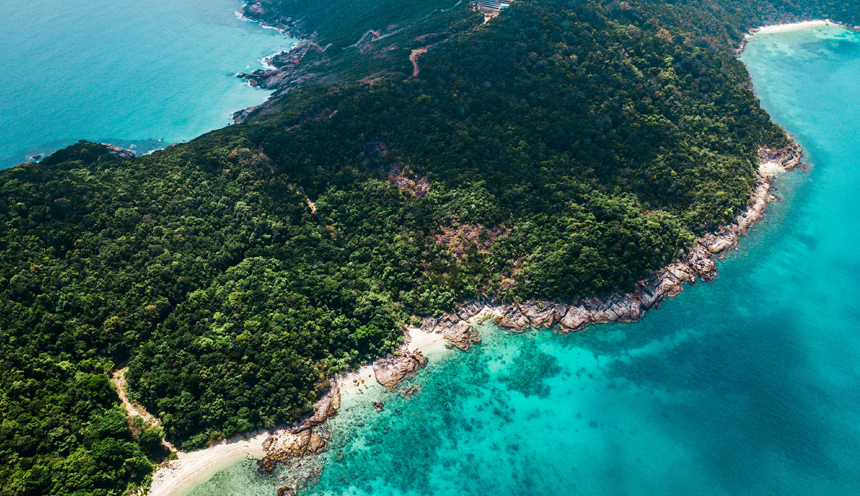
[0,0,295,169]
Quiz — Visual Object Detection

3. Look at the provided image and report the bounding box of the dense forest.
[1,0,858,494]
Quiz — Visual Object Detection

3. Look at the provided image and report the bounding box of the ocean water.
[192,25,860,496]
[0,0,295,169]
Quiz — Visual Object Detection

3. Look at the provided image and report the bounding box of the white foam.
[259,50,288,70]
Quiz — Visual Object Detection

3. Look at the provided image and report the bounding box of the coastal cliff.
[233,1,317,123]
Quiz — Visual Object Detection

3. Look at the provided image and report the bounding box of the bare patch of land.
[433,221,509,260]
[409,46,431,78]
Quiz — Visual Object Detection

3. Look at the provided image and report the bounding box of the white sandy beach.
[337,364,377,398]
[753,20,831,35]
[147,431,269,496]
[337,327,450,396]
[147,326,457,495]
[406,327,446,352]
[760,161,788,177]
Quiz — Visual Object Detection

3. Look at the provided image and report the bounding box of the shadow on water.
[601,316,837,489]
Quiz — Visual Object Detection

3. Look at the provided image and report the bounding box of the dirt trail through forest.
[410,46,432,78]
[111,368,176,452]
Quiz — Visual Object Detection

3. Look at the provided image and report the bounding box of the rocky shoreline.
[232,1,319,123]
[239,1,312,43]
[216,7,810,491]
[254,384,341,495]
[254,141,802,486]
[415,142,802,340]
[233,38,332,124]
[292,141,803,404]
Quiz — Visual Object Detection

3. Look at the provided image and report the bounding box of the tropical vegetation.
[1,0,857,493]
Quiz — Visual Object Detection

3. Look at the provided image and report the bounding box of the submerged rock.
[400,384,422,398]
[277,486,296,496]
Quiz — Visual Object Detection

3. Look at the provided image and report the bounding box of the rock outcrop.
[259,429,328,472]
[558,304,590,332]
[443,321,481,351]
[288,383,340,434]
[494,305,531,332]
[373,351,426,389]
[519,302,558,328]
[239,0,310,40]
[457,301,484,321]
[104,144,135,159]
[231,3,324,122]
[255,382,342,472]
[758,142,803,169]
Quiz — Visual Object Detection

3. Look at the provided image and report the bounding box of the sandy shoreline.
[147,431,270,496]
[752,19,832,35]
[406,327,447,353]
[736,19,857,60]
[336,327,449,397]
[146,327,450,496]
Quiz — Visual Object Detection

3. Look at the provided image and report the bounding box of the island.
[0,0,858,494]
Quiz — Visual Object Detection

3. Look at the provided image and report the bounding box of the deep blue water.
[0,0,294,169]
[192,25,860,496]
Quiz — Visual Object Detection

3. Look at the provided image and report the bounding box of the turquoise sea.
[191,24,860,496]
[0,0,295,169]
